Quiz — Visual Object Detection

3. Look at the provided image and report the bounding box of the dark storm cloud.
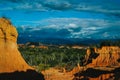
[17,26,71,38]
[0,0,120,16]
[42,1,71,10]
[0,0,23,3]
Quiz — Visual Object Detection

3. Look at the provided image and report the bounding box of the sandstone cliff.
[85,46,120,67]
[73,46,120,80]
[0,18,44,80]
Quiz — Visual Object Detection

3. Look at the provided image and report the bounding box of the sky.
[0,0,120,40]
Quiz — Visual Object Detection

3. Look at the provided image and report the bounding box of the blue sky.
[0,0,120,40]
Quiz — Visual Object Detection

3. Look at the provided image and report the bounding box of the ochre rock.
[84,46,120,67]
[73,46,120,80]
[0,18,33,73]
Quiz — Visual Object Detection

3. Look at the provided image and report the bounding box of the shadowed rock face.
[73,46,120,80]
[0,18,44,80]
[0,69,45,80]
[0,18,17,42]
[84,46,120,67]
[74,67,120,80]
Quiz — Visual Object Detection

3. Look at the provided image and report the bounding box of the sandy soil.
[42,68,74,80]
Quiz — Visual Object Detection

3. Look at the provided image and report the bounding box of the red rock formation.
[38,45,48,49]
[0,17,45,80]
[85,46,120,67]
[0,18,34,73]
[73,46,120,80]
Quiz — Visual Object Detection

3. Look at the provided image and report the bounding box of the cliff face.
[0,18,45,80]
[84,46,120,67]
[0,18,33,73]
[73,46,120,80]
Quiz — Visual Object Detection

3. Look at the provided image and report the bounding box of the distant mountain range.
[17,25,120,45]
[17,36,120,45]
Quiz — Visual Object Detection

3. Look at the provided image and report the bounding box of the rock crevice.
[0,18,33,73]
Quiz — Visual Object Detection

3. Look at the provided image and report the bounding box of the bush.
[19,46,86,71]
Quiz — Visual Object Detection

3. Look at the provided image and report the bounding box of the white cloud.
[16,17,120,39]
[17,3,32,9]
[103,32,109,37]
[68,23,77,28]
[75,4,120,14]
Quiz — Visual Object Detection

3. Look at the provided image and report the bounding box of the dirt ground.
[42,68,74,80]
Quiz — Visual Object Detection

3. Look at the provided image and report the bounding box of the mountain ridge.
[17,37,120,45]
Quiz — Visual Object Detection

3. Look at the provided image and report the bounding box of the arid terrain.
[41,46,120,80]
[73,46,120,80]
[0,17,120,80]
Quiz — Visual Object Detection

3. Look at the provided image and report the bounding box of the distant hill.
[17,36,120,46]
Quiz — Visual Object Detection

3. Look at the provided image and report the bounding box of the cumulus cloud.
[17,18,120,39]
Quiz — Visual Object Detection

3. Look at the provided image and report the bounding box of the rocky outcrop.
[73,46,120,80]
[0,18,33,72]
[0,18,44,80]
[84,46,120,67]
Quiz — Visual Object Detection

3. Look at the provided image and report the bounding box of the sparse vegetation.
[19,46,86,72]
[19,40,120,72]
